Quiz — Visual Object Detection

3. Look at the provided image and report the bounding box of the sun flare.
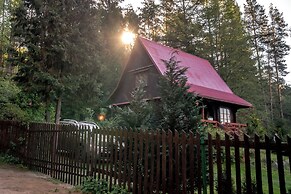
[121,31,135,45]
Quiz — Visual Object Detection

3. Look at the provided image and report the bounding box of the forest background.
[0,0,290,137]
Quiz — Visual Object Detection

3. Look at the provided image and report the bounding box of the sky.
[121,0,291,84]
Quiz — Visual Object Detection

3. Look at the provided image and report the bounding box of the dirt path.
[0,164,81,194]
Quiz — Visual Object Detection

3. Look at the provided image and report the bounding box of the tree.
[198,0,260,111]
[0,77,28,121]
[11,0,102,123]
[138,0,162,41]
[159,0,204,54]
[267,4,290,119]
[243,0,271,125]
[97,0,127,98]
[158,53,201,132]
[115,80,153,129]
[0,0,20,74]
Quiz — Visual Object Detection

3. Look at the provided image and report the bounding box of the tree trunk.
[54,97,62,124]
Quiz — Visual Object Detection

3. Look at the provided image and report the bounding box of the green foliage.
[242,179,257,194]
[158,54,201,133]
[81,178,128,194]
[245,113,267,138]
[0,77,28,121]
[114,81,153,129]
[0,153,22,165]
[11,0,103,122]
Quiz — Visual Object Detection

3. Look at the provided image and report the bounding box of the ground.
[0,164,81,194]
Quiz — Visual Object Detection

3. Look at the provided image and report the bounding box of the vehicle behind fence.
[0,120,290,194]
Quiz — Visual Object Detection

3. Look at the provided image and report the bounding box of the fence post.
[275,135,286,194]
[200,131,207,194]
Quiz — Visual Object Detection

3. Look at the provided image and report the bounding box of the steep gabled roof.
[139,37,252,108]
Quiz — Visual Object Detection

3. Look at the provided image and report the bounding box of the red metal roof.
[139,37,252,107]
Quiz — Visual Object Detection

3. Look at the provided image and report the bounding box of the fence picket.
[144,130,149,193]
[174,130,179,193]
[275,135,286,194]
[138,130,144,193]
[181,131,187,194]
[168,130,174,194]
[288,136,291,173]
[127,129,133,191]
[244,134,252,194]
[149,131,156,194]
[234,133,242,194]
[265,135,274,194]
[216,133,222,194]
[132,131,138,193]
[255,134,263,194]
[207,133,214,194]
[162,130,167,194]
[156,131,161,193]
[225,133,232,194]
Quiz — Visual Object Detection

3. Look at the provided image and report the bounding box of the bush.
[81,178,129,194]
[0,153,22,165]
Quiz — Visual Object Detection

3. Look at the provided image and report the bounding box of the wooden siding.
[110,40,161,105]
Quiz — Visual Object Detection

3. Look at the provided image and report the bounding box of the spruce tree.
[158,54,201,133]
[11,0,102,123]
[115,80,152,129]
[97,0,127,97]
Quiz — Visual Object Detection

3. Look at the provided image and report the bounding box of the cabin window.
[219,107,231,123]
[135,72,148,87]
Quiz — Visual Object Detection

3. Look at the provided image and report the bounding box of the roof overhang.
[188,84,252,108]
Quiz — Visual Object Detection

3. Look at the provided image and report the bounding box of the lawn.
[211,151,291,194]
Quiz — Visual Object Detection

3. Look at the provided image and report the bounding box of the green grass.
[211,153,291,194]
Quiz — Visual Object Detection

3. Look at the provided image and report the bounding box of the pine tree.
[267,4,290,119]
[159,0,203,54]
[198,0,260,107]
[138,0,162,41]
[158,53,201,132]
[243,1,277,124]
[244,0,269,78]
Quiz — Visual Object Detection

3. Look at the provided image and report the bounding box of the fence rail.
[0,120,290,194]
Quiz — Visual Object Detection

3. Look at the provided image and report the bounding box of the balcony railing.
[202,119,247,135]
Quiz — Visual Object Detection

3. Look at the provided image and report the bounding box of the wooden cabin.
[110,37,252,132]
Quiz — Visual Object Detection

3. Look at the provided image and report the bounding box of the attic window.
[135,72,148,87]
[219,107,231,123]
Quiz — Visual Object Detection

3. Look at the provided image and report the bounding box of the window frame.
[219,107,231,123]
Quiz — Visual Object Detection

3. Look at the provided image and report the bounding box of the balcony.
[201,119,247,136]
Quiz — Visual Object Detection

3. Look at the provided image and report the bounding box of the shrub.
[0,153,22,165]
[81,178,129,194]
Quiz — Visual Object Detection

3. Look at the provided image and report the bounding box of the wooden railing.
[202,119,247,134]
[0,120,290,194]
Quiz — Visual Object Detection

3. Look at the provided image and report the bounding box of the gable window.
[219,107,231,123]
[135,71,148,87]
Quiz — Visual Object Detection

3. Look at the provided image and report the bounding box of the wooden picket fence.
[0,120,290,194]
